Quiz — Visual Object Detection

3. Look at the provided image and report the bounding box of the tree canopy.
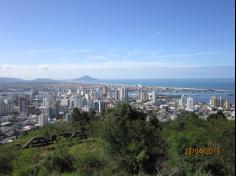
[0,102,234,176]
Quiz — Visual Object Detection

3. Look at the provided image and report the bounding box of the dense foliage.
[0,102,235,176]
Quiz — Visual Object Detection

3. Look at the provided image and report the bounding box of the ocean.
[99,79,235,91]
[98,79,235,104]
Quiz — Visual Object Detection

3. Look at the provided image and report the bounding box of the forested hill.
[0,102,235,176]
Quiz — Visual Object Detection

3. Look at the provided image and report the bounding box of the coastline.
[81,81,235,92]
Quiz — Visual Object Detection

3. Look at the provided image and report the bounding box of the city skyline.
[0,0,235,79]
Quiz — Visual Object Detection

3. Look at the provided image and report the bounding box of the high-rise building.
[74,96,86,109]
[139,90,148,102]
[120,87,128,101]
[96,88,102,99]
[67,89,72,95]
[140,90,143,101]
[186,97,194,111]
[0,99,14,115]
[57,87,60,97]
[152,90,156,103]
[102,86,108,97]
[98,100,104,112]
[94,100,107,113]
[38,107,49,126]
[82,105,93,112]
[19,97,29,113]
[114,88,120,101]
[179,95,185,107]
[61,96,69,106]
[85,93,91,100]
[89,90,97,100]
[219,96,222,108]
[43,98,49,108]
[220,98,230,109]
[107,89,112,98]
[54,99,60,117]
[38,112,48,126]
[64,113,69,122]
[224,99,230,109]
[210,96,219,108]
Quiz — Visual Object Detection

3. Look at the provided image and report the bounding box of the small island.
[73,75,99,82]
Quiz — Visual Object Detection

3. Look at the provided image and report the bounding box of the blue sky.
[0,0,234,79]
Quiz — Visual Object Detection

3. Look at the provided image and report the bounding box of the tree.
[71,108,96,132]
[101,102,167,174]
[71,107,81,123]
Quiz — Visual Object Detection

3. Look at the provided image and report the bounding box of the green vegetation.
[0,102,235,176]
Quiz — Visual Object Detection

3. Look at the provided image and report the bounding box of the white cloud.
[1,65,12,69]
[76,49,92,53]
[0,63,233,79]
[27,49,92,55]
[154,51,231,59]
[27,49,50,56]
[87,55,109,62]
[38,65,49,70]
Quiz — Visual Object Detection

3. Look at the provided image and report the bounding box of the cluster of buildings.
[0,99,14,115]
[178,95,194,111]
[178,95,231,111]
[209,96,230,109]
[0,82,235,144]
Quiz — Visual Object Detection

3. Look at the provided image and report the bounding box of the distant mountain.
[31,78,58,83]
[0,76,99,84]
[73,76,99,82]
[0,77,26,83]
[0,77,58,84]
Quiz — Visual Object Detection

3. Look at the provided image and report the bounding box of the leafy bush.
[41,149,75,174]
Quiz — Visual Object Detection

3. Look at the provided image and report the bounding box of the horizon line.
[0,76,235,81]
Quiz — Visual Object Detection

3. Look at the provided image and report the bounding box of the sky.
[0,0,235,79]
